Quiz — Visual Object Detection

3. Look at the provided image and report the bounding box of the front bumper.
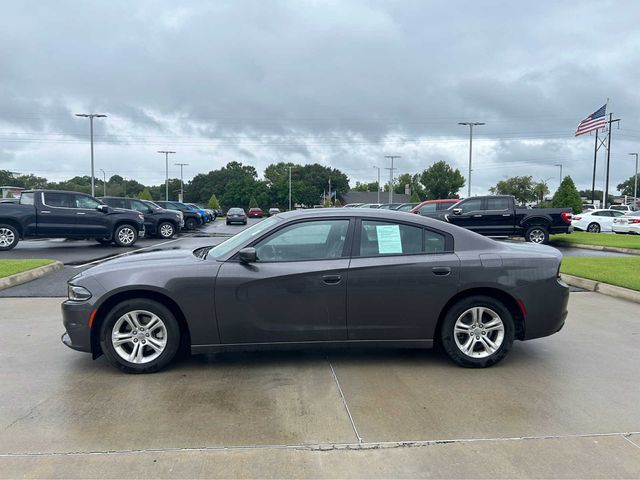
[61,299,95,353]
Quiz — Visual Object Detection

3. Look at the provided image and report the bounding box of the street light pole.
[157,151,176,200]
[99,169,106,197]
[372,165,381,203]
[554,163,563,186]
[175,163,189,202]
[384,156,400,203]
[288,166,292,211]
[458,122,484,197]
[75,113,107,197]
[629,153,639,204]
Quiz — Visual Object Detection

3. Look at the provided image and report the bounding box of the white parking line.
[73,238,182,269]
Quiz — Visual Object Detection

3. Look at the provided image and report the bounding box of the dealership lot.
[1,292,639,477]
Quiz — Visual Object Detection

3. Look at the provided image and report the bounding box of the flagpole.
[591,129,598,204]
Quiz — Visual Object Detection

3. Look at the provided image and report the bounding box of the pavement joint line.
[2,431,640,458]
[623,435,640,450]
[327,358,363,444]
[72,238,182,269]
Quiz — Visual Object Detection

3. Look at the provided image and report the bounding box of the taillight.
[631,219,640,224]
[573,216,582,221]
[561,212,573,224]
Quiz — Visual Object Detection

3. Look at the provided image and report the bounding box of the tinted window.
[44,192,75,208]
[228,208,245,214]
[437,201,457,210]
[459,198,482,213]
[102,198,127,208]
[19,192,34,205]
[486,198,510,210]
[74,195,100,209]
[255,220,349,262]
[359,220,444,256]
[418,203,437,214]
[611,210,626,217]
[130,199,150,213]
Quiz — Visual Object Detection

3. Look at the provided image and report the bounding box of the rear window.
[228,208,244,214]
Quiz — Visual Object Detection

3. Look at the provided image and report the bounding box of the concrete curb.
[552,241,640,255]
[561,273,640,304]
[0,261,63,291]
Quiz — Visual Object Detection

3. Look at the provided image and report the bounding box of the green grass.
[551,231,640,250]
[560,257,640,291]
[0,259,55,279]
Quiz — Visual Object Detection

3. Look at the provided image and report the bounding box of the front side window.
[74,195,101,209]
[458,198,482,213]
[359,220,445,256]
[44,192,75,208]
[255,219,350,262]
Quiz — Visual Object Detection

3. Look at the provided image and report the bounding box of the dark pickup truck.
[425,195,573,244]
[0,190,145,250]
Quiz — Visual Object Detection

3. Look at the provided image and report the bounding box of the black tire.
[587,222,601,233]
[96,238,112,245]
[0,224,20,250]
[185,218,197,230]
[440,295,515,368]
[243,221,247,225]
[113,224,138,247]
[100,299,181,374]
[226,221,230,225]
[524,225,549,244]
[157,221,176,239]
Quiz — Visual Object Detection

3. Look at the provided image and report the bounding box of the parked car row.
[571,209,628,233]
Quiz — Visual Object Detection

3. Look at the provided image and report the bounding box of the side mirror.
[238,247,257,263]
[97,205,110,213]
[452,208,462,215]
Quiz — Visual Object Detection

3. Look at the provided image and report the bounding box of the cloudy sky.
[2,0,639,196]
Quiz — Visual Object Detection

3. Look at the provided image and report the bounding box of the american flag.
[575,104,607,136]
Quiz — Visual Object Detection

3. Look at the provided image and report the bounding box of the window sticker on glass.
[376,224,403,254]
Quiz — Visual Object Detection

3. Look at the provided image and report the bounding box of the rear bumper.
[514,277,570,341]
[550,225,573,234]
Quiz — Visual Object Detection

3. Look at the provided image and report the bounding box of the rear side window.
[44,192,75,208]
[19,192,34,205]
[130,199,150,213]
[418,203,437,214]
[486,198,510,210]
[358,220,446,256]
[437,201,457,210]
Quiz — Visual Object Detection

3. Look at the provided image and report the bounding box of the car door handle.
[472,214,483,218]
[40,210,51,214]
[322,274,342,285]
[502,213,512,216]
[76,212,86,215]
[432,266,451,276]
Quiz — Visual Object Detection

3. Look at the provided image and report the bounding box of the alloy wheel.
[453,306,505,359]
[159,223,174,238]
[0,228,15,248]
[118,227,136,245]
[111,310,168,364]
[528,228,545,243]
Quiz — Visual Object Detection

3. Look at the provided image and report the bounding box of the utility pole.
[175,163,189,202]
[372,165,381,203]
[603,113,621,208]
[458,122,484,197]
[328,178,332,206]
[99,169,106,197]
[157,151,176,200]
[384,156,400,203]
[554,163,563,186]
[629,153,639,204]
[75,113,107,197]
[288,166,292,211]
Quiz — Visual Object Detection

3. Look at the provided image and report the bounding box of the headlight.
[68,285,92,301]
[138,213,144,221]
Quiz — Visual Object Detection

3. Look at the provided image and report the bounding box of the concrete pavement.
[1,292,639,477]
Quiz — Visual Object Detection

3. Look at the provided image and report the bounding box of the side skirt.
[191,339,433,355]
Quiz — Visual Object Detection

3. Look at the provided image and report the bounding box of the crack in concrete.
[2,431,639,458]
[623,434,640,450]
[327,358,362,444]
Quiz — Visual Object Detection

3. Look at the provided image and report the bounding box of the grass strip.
[551,232,640,250]
[0,259,55,279]
[560,256,640,291]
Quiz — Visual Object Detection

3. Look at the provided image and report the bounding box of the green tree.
[489,176,537,205]
[207,193,221,210]
[616,174,640,197]
[410,190,421,202]
[249,196,258,208]
[137,188,153,200]
[6,191,14,198]
[552,176,582,214]
[394,173,425,198]
[419,161,465,199]
[353,181,379,192]
[188,161,259,204]
[532,180,550,205]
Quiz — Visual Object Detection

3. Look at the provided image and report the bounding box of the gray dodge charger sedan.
[62,208,569,373]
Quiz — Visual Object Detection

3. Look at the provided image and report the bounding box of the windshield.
[206,216,281,259]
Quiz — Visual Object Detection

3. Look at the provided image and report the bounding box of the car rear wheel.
[100,299,180,373]
[524,225,549,244]
[0,224,19,250]
[185,218,197,230]
[440,295,515,368]
[157,221,175,239]
[113,224,138,247]
[587,222,601,233]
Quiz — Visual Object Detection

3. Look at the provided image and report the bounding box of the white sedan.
[571,209,627,233]
[612,212,640,234]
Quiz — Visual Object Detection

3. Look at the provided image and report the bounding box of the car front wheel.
[113,224,138,247]
[100,299,180,373]
[0,224,19,250]
[157,221,175,239]
[185,218,197,230]
[440,295,515,368]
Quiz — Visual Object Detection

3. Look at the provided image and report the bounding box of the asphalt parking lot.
[0,292,639,478]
